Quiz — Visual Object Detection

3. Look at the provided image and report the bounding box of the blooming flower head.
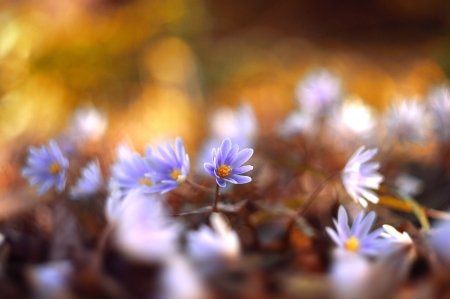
[187,212,240,265]
[114,190,181,261]
[210,102,258,149]
[295,68,343,118]
[22,140,69,196]
[381,225,413,246]
[204,138,253,188]
[69,106,107,142]
[427,85,450,142]
[384,98,430,144]
[110,144,154,197]
[146,137,189,194]
[341,146,384,208]
[326,206,384,256]
[327,97,378,143]
[70,159,103,199]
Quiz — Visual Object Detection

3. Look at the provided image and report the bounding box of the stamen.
[217,165,231,178]
[170,169,181,180]
[344,236,360,252]
[48,162,61,174]
[139,177,152,186]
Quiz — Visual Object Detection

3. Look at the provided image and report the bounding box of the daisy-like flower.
[110,144,154,197]
[326,206,384,256]
[204,138,253,188]
[70,159,103,199]
[114,190,181,261]
[427,85,450,142]
[384,98,430,144]
[146,137,189,194]
[187,212,240,265]
[22,140,69,196]
[381,225,412,245]
[68,106,107,142]
[295,68,343,118]
[341,146,384,208]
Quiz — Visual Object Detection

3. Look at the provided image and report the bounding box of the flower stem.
[186,179,216,194]
[212,184,220,212]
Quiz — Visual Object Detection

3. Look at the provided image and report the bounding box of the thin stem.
[93,223,115,271]
[186,179,216,194]
[212,184,220,212]
[295,172,340,217]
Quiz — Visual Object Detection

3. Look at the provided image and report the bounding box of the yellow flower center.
[48,162,61,174]
[170,169,181,180]
[217,165,231,178]
[344,236,360,252]
[139,177,152,186]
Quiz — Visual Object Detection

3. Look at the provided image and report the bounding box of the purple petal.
[230,148,253,168]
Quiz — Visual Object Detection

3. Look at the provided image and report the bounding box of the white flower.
[427,85,450,142]
[327,98,377,141]
[341,146,384,207]
[393,173,423,198]
[159,255,207,299]
[69,106,107,142]
[187,212,240,264]
[381,225,412,245]
[113,190,181,261]
[384,98,430,144]
[210,101,258,149]
[295,68,343,117]
[70,159,103,199]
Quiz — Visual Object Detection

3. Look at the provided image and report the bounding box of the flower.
[22,140,69,196]
[114,190,181,261]
[429,220,450,265]
[187,212,240,265]
[393,173,423,198]
[70,159,103,199]
[381,225,412,244]
[427,85,450,142]
[68,106,107,142]
[326,206,384,256]
[146,137,190,194]
[276,110,316,137]
[210,102,258,149]
[341,146,384,207]
[327,97,378,143]
[384,98,430,144]
[295,68,343,118]
[110,144,154,197]
[204,138,253,188]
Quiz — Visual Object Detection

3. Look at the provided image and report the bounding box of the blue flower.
[427,85,450,142]
[341,146,384,208]
[146,137,190,194]
[70,159,103,199]
[110,144,154,197]
[326,206,384,256]
[22,140,69,196]
[204,138,253,188]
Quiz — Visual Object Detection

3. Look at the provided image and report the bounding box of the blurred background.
[0,0,449,149]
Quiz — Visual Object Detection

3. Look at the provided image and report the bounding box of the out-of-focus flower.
[341,146,383,208]
[276,110,316,137]
[429,220,450,265]
[70,159,103,199]
[159,255,207,299]
[204,138,253,188]
[68,106,107,142]
[110,144,154,197]
[210,102,258,149]
[146,137,189,194]
[394,173,423,198]
[381,225,413,245]
[427,85,450,142]
[384,98,430,145]
[22,140,69,196]
[326,206,384,256]
[27,260,73,299]
[295,68,343,118]
[327,98,377,143]
[187,212,240,265]
[114,190,181,261]
[105,181,123,223]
